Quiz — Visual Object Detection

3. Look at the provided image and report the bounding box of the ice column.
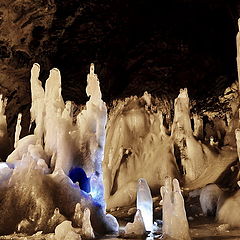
[136,178,153,232]
[160,177,191,240]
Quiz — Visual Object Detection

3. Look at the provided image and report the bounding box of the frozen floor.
[1,199,240,240]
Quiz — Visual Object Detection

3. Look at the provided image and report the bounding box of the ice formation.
[136,178,153,232]
[103,84,238,208]
[124,209,146,237]
[103,95,179,209]
[200,184,222,216]
[0,63,118,236]
[55,220,81,240]
[14,113,22,149]
[82,208,95,239]
[160,177,191,240]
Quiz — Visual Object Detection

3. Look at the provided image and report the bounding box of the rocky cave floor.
[0,196,240,240]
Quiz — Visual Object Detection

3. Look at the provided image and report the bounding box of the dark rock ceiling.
[0,0,239,146]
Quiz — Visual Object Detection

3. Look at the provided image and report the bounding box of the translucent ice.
[160,177,191,240]
[136,178,153,232]
[124,209,146,237]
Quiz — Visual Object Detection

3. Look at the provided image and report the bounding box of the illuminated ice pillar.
[136,178,153,232]
[160,177,191,240]
[30,63,45,145]
[77,63,107,208]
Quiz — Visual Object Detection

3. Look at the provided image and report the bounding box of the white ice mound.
[160,177,191,240]
[200,184,222,216]
[137,178,153,232]
[124,209,146,237]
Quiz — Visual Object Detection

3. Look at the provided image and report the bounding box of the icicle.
[14,113,22,149]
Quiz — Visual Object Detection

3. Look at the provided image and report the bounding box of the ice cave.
[1,0,240,240]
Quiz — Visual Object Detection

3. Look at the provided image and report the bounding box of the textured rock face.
[0,0,238,147]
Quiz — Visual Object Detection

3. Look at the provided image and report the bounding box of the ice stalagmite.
[160,177,191,240]
[76,63,107,208]
[82,208,95,239]
[136,178,153,232]
[14,113,22,149]
[44,68,65,167]
[124,209,146,237]
[30,63,45,145]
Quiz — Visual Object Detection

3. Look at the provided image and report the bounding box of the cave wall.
[0,0,239,147]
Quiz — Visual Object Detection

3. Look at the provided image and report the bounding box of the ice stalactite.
[160,177,191,240]
[103,95,179,209]
[137,178,153,232]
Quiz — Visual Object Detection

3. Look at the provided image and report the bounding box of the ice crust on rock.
[124,209,146,237]
[137,178,153,232]
[160,177,191,240]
